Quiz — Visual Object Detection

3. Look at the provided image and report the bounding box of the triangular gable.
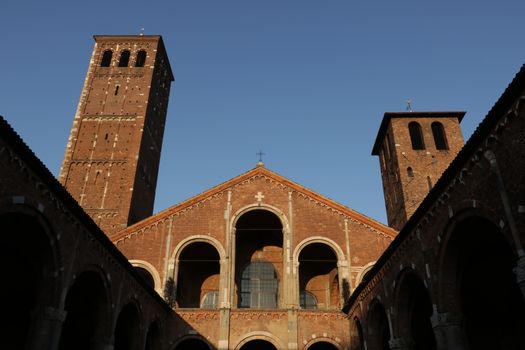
[112,165,397,242]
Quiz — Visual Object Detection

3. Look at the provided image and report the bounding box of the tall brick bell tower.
[372,112,465,231]
[59,35,174,236]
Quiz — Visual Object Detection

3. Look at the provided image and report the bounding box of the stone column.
[388,337,412,350]
[26,306,66,350]
[430,312,467,350]
[515,255,525,300]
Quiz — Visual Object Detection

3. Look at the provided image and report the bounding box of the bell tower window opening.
[114,85,120,95]
[118,50,130,67]
[135,50,147,67]
[431,121,449,150]
[408,122,425,150]
[100,50,112,67]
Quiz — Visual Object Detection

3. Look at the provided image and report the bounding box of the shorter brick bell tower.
[372,111,465,230]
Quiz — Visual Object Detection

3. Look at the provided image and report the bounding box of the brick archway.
[234,331,283,350]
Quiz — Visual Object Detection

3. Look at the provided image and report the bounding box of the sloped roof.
[112,164,397,242]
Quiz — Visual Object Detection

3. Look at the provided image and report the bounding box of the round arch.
[231,203,290,234]
[293,237,346,266]
[436,211,525,348]
[59,267,112,350]
[113,300,142,350]
[129,259,162,293]
[234,331,284,350]
[355,261,376,286]
[172,335,212,350]
[366,299,391,350]
[304,337,343,350]
[391,267,436,350]
[171,235,226,264]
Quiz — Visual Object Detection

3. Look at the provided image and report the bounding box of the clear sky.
[1,0,524,225]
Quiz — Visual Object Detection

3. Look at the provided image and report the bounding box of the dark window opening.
[409,122,425,150]
[135,50,147,67]
[118,50,130,67]
[407,167,414,177]
[431,122,449,150]
[114,86,120,95]
[100,50,112,67]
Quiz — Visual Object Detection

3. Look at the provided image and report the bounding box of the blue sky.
[1,1,524,225]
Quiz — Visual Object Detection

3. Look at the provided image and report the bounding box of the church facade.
[1,34,525,350]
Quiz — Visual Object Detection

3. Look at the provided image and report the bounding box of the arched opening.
[173,337,210,350]
[235,209,283,308]
[367,301,391,350]
[100,50,112,67]
[431,122,448,150]
[145,321,161,350]
[135,50,147,67]
[114,303,141,350]
[350,318,365,350]
[441,216,525,349]
[58,271,110,350]
[134,266,155,289]
[408,122,425,150]
[239,339,278,350]
[118,50,130,67]
[299,243,339,309]
[176,242,220,308]
[0,213,56,349]
[394,272,436,350]
[407,167,414,178]
[308,341,339,350]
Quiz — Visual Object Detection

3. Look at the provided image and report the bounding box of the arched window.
[118,50,130,67]
[407,167,414,178]
[300,291,317,309]
[100,50,112,67]
[240,261,278,308]
[408,122,425,150]
[201,291,219,309]
[135,50,147,67]
[431,122,448,150]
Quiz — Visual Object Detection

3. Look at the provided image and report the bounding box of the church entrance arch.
[234,209,283,308]
[298,242,339,309]
[176,241,220,308]
[439,215,525,348]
